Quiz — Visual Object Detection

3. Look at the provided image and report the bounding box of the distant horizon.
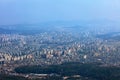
[0,19,120,26]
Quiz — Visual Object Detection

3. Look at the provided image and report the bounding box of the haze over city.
[0,0,120,25]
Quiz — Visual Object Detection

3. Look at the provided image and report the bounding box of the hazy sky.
[0,0,120,25]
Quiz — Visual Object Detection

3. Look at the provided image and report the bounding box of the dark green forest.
[14,62,120,80]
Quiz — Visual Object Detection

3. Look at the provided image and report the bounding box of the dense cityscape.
[1,0,120,79]
[0,25,120,80]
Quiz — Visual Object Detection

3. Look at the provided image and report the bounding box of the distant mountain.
[0,21,120,35]
[0,28,17,34]
[97,32,120,40]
